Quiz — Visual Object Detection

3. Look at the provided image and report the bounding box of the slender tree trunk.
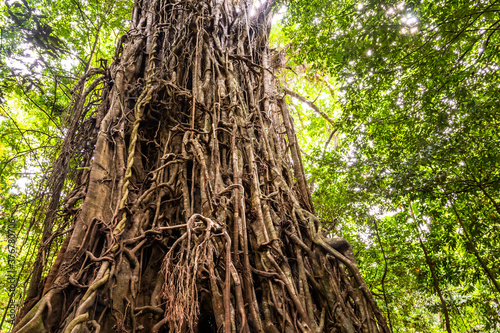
[372,219,393,333]
[13,1,389,332]
[448,198,500,294]
[416,231,452,333]
[406,204,452,333]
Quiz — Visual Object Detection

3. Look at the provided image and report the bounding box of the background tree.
[6,0,389,332]
[1,0,129,329]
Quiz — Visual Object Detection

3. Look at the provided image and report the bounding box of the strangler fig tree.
[13,0,389,332]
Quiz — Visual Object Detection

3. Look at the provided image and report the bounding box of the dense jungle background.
[1,0,499,332]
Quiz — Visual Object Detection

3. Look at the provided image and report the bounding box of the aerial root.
[159,213,229,332]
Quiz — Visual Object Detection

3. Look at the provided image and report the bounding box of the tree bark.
[13,1,389,332]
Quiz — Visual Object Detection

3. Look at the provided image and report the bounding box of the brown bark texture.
[13,0,390,332]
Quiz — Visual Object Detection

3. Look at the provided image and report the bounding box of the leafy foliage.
[281,0,500,331]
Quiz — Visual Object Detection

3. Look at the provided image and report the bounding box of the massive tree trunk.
[13,0,389,332]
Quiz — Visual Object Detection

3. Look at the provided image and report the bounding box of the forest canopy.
[1,0,499,332]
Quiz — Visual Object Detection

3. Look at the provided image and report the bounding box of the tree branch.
[283,87,337,130]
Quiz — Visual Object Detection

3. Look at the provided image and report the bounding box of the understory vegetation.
[1,0,499,332]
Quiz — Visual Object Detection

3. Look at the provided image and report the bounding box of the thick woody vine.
[14,0,389,332]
